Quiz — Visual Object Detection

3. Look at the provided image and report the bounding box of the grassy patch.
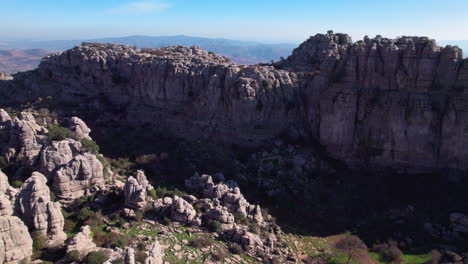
[370,252,431,264]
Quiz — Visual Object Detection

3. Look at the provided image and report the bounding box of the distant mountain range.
[0,36,298,74]
[0,49,49,74]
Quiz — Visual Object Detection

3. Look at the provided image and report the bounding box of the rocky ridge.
[2,32,466,173]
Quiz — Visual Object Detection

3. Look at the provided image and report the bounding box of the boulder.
[69,116,92,140]
[66,225,97,257]
[124,170,153,210]
[144,240,164,264]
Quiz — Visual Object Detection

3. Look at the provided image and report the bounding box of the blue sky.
[2,0,468,43]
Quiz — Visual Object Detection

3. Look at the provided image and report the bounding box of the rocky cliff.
[2,32,467,173]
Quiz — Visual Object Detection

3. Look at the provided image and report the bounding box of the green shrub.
[49,191,56,201]
[211,247,226,261]
[228,244,243,254]
[148,188,157,198]
[189,236,214,249]
[32,231,47,259]
[76,195,89,207]
[11,180,23,188]
[68,250,83,262]
[81,138,100,154]
[46,125,77,141]
[85,251,109,264]
[77,207,94,222]
[206,220,222,233]
[64,218,78,234]
[162,216,171,226]
[372,241,402,263]
[0,157,8,169]
[248,222,260,234]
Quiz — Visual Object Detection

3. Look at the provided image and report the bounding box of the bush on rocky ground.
[228,244,243,254]
[85,251,109,264]
[189,236,214,248]
[46,124,77,141]
[206,220,222,233]
[372,241,402,263]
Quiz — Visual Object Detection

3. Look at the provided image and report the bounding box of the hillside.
[0,31,467,263]
[0,48,49,74]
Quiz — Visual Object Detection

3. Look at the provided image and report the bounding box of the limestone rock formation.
[153,196,199,225]
[15,172,66,245]
[0,111,48,167]
[53,153,104,203]
[0,170,33,264]
[69,116,92,140]
[185,173,264,225]
[124,170,153,210]
[66,225,97,257]
[4,33,464,172]
[124,247,135,264]
[0,216,33,263]
[0,109,105,204]
[144,240,164,264]
[39,139,81,175]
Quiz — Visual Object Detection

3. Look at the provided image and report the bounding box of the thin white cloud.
[108,0,171,14]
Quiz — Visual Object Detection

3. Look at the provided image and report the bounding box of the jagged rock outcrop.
[0,72,12,81]
[66,225,97,257]
[124,247,135,264]
[185,173,264,225]
[0,109,105,204]
[15,172,66,246]
[0,170,33,264]
[144,240,164,264]
[69,116,91,140]
[0,215,33,263]
[0,111,48,167]
[1,32,467,173]
[124,170,153,210]
[53,153,104,203]
[153,196,199,225]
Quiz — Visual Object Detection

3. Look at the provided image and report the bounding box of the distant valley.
[0,35,297,74]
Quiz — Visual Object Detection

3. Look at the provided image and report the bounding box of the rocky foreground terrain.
[0,31,466,263]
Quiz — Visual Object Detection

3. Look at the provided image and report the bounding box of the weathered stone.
[15,172,66,245]
[53,153,104,203]
[0,216,33,264]
[69,116,92,140]
[124,247,135,264]
[4,34,464,173]
[67,225,97,257]
[145,240,164,264]
[124,170,153,210]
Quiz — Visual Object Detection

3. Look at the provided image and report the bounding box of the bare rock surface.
[124,170,153,210]
[69,116,92,140]
[66,225,97,257]
[144,240,164,264]
[0,170,33,264]
[3,33,464,173]
[15,171,66,246]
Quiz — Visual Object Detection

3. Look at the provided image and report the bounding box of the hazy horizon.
[2,0,468,43]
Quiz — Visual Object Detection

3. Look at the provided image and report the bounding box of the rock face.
[15,172,66,245]
[53,152,104,202]
[124,170,153,210]
[0,216,33,263]
[1,33,467,173]
[185,173,264,225]
[0,170,33,264]
[68,116,91,140]
[0,109,105,204]
[144,240,164,264]
[66,225,97,257]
